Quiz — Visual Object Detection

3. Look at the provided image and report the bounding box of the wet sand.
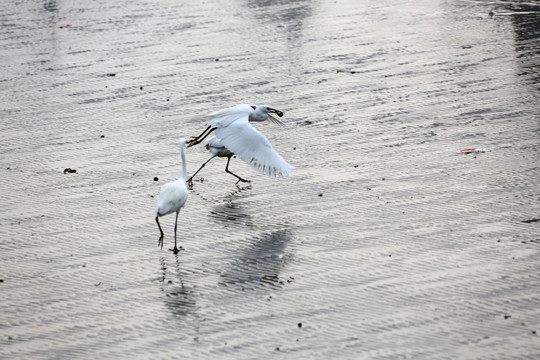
[1,0,539,358]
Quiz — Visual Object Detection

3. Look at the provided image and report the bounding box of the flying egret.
[187,104,294,179]
[155,138,189,254]
[186,136,249,188]
[187,105,284,148]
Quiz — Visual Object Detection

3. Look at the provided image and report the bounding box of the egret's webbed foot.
[187,138,200,148]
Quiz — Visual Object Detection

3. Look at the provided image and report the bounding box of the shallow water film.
[1,0,539,358]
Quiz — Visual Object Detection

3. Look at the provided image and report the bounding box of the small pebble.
[140,86,143,90]
[100,135,105,138]
[504,315,511,320]
[298,322,302,328]
[318,193,323,197]
[154,177,159,181]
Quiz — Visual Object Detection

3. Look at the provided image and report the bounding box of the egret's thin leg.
[171,211,180,254]
[156,216,164,249]
[194,127,215,146]
[187,154,217,187]
[225,156,250,184]
[187,126,215,147]
[188,125,211,144]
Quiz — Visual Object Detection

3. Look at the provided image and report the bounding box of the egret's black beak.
[268,108,284,117]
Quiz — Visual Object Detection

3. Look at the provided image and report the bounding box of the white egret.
[186,136,250,187]
[187,104,294,179]
[155,138,189,254]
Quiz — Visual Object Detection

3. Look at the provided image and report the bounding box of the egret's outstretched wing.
[205,104,253,128]
[214,118,294,178]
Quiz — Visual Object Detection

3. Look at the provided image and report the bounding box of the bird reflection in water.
[159,256,196,316]
[218,228,294,290]
[209,189,254,228]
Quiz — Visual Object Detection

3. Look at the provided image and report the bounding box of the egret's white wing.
[205,104,253,128]
[214,118,294,178]
[155,181,188,216]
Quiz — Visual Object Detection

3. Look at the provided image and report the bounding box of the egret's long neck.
[180,144,187,182]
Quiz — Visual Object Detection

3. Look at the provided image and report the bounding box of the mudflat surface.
[1,0,539,358]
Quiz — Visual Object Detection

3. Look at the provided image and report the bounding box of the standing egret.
[187,104,294,179]
[187,136,250,188]
[155,138,189,254]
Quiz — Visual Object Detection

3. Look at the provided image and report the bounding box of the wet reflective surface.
[1,0,539,358]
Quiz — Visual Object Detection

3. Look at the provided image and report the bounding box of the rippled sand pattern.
[1,0,539,358]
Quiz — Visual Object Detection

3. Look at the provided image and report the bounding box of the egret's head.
[179,138,187,147]
[252,105,285,125]
[254,105,283,117]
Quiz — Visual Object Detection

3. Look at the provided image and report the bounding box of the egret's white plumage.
[206,136,234,158]
[155,138,188,254]
[187,136,249,187]
[188,104,294,179]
